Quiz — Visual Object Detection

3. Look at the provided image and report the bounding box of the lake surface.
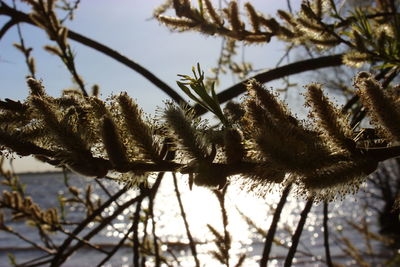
[0,171,392,266]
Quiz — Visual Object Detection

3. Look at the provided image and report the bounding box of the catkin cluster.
[0,73,399,201]
[156,0,400,69]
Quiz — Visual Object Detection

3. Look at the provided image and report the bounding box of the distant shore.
[14,169,65,176]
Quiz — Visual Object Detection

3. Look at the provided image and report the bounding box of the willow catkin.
[343,51,370,68]
[244,163,286,184]
[157,16,197,29]
[224,128,244,164]
[164,104,208,160]
[246,79,291,122]
[245,100,299,171]
[305,83,355,152]
[118,93,160,161]
[203,0,223,26]
[244,3,260,33]
[356,73,400,142]
[259,17,280,33]
[296,17,325,35]
[301,158,378,191]
[224,101,245,122]
[30,96,90,156]
[227,1,244,32]
[308,36,341,49]
[277,10,296,27]
[27,78,46,97]
[101,116,129,170]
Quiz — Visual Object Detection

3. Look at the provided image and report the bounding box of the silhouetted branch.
[284,199,314,267]
[149,172,165,267]
[96,219,137,267]
[173,173,200,267]
[49,186,128,266]
[133,195,144,267]
[260,184,292,267]
[3,227,56,254]
[195,54,343,115]
[0,17,17,40]
[323,201,334,267]
[54,193,144,267]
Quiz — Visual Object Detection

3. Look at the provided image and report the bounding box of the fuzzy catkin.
[305,83,355,152]
[30,96,89,155]
[244,3,260,33]
[101,116,129,170]
[301,158,378,191]
[203,0,223,26]
[246,79,291,122]
[118,93,160,161]
[224,128,244,164]
[27,78,46,97]
[227,1,243,32]
[356,75,400,142]
[164,105,208,160]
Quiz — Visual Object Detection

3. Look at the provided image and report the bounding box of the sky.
[0,0,302,172]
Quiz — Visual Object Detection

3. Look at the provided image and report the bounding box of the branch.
[260,183,292,267]
[173,173,200,267]
[148,172,164,267]
[323,201,334,267]
[49,186,128,266]
[363,146,400,162]
[0,17,17,40]
[57,194,145,267]
[0,1,187,105]
[96,219,137,267]
[3,227,56,255]
[132,195,144,267]
[194,54,343,115]
[284,199,313,267]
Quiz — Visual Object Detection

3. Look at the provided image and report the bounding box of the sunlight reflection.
[97,172,378,266]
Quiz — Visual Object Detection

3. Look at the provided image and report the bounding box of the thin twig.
[260,184,292,267]
[49,186,128,266]
[173,173,200,267]
[96,220,136,267]
[286,0,293,14]
[214,186,231,267]
[139,173,165,267]
[95,178,121,207]
[149,184,161,267]
[17,254,53,267]
[53,193,144,267]
[3,228,55,254]
[19,258,54,267]
[284,199,314,267]
[13,0,36,79]
[323,201,334,267]
[133,195,144,267]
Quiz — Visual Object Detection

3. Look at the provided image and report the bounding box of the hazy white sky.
[0,0,301,172]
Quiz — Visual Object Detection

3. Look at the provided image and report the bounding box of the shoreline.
[14,169,65,176]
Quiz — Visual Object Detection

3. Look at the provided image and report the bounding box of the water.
[0,172,393,266]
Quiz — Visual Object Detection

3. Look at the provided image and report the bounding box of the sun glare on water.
[121,173,306,266]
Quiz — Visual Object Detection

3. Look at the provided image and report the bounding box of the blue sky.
[0,0,298,112]
[0,0,301,171]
